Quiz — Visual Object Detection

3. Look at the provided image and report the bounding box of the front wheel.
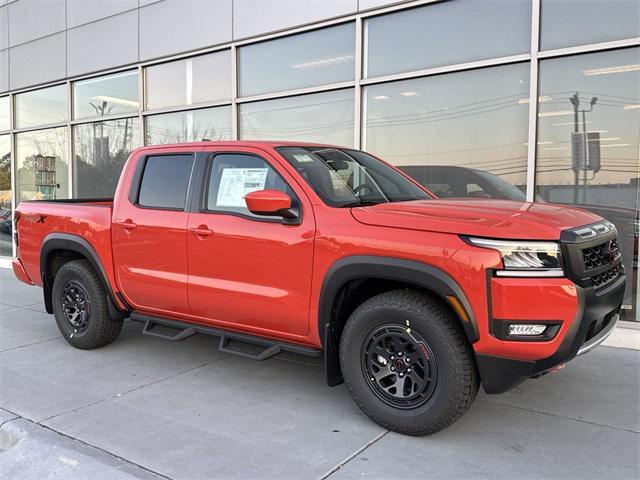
[339,290,479,436]
[52,259,123,349]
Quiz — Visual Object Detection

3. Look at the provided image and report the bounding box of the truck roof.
[132,140,347,154]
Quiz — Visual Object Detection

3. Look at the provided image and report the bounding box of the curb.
[602,321,640,351]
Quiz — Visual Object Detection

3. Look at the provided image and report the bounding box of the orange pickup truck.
[12,141,626,435]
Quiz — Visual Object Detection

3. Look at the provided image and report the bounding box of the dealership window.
[364,0,531,78]
[15,85,67,128]
[239,89,354,146]
[536,47,640,319]
[238,23,355,97]
[0,135,11,258]
[364,63,530,192]
[145,50,231,110]
[74,118,141,198]
[0,96,9,132]
[74,70,139,120]
[540,0,639,51]
[145,106,232,145]
[16,127,69,201]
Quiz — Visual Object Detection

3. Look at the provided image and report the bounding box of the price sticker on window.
[216,168,268,207]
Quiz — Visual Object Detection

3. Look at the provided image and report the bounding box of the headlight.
[466,237,563,277]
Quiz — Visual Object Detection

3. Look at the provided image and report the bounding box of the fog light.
[508,324,547,336]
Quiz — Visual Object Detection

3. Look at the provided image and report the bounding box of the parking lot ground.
[1,268,639,479]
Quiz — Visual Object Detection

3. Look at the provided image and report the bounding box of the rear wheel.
[52,259,123,349]
[339,290,479,435]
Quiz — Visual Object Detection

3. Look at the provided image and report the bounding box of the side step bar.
[142,319,196,341]
[130,312,322,361]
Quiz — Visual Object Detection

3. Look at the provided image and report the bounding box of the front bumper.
[477,273,625,394]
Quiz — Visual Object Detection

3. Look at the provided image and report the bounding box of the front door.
[112,152,196,316]
[186,148,315,338]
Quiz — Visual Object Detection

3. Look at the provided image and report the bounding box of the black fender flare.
[319,255,479,386]
[40,233,128,317]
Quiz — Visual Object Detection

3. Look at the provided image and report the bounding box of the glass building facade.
[0,0,638,319]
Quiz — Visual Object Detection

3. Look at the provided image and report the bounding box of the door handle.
[116,220,137,231]
[189,226,213,237]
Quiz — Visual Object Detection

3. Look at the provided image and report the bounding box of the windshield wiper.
[339,200,383,208]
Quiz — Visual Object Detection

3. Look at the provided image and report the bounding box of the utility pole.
[570,93,579,203]
[569,92,597,204]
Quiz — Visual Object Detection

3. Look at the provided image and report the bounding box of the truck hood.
[350,199,601,240]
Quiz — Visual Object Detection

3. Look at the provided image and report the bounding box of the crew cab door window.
[138,154,194,209]
[205,153,294,219]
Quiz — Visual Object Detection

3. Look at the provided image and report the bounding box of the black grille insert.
[590,263,622,289]
[582,239,618,270]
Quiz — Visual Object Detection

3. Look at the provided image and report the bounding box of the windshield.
[276,147,431,207]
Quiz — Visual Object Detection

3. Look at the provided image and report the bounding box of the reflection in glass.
[239,89,354,146]
[15,85,67,128]
[74,118,141,198]
[536,48,640,318]
[0,135,11,257]
[364,63,530,191]
[146,106,232,145]
[74,70,139,120]
[365,0,530,78]
[239,23,355,96]
[16,128,69,201]
[146,51,231,110]
[0,96,9,131]
[541,0,639,51]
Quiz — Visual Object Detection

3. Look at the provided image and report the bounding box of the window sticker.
[216,167,268,207]
[292,153,315,163]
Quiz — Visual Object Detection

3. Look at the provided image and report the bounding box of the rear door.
[112,150,196,315]
[186,147,316,338]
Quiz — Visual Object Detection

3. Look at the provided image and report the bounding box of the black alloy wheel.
[362,324,438,409]
[61,280,91,333]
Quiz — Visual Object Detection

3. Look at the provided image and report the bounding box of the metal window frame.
[0,0,638,260]
[354,16,364,149]
[526,0,541,202]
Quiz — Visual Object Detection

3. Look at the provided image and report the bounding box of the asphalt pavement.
[0,268,638,480]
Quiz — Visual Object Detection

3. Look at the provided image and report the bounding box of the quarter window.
[206,154,293,218]
[138,154,194,209]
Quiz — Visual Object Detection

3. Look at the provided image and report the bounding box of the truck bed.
[15,199,116,289]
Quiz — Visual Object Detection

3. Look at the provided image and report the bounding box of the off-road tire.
[52,259,123,349]
[339,289,479,436]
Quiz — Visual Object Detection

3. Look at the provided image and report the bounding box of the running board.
[142,319,196,341]
[130,312,321,360]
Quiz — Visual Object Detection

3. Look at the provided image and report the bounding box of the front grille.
[561,224,624,290]
[590,263,622,289]
[582,238,618,270]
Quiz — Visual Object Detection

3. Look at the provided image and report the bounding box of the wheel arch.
[319,256,478,386]
[40,233,128,318]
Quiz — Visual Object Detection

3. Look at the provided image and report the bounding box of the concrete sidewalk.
[0,269,638,480]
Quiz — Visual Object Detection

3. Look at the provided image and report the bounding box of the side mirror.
[245,190,298,220]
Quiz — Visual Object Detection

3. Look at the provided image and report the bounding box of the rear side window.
[138,154,194,209]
